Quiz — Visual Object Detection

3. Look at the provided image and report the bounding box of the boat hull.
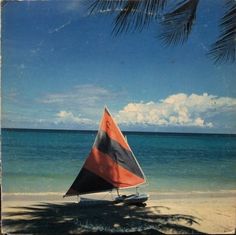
[114,193,149,205]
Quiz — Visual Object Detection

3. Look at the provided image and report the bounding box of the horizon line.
[1,127,236,136]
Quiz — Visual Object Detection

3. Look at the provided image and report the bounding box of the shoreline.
[2,190,236,234]
[3,189,236,201]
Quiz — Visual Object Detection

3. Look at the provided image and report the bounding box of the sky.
[2,0,236,133]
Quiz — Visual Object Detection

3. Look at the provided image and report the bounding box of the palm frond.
[89,0,126,14]
[208,1,236,64]
[159,0,199,46]
[89,0,167,33]
[112,0,142,34]
[112,0,167,35]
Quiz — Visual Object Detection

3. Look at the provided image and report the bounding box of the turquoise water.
[2,129,236,193]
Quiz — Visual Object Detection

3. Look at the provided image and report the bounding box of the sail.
[64,107,146,197]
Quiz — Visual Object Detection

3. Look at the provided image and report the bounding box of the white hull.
[115,193,149,205]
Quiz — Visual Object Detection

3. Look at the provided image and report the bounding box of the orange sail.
[64,107,146,197]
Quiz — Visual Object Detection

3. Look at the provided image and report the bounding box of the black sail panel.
[94,130,144,179]
[64,167,114,196]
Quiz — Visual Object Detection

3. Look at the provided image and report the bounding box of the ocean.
[1,128,236,194]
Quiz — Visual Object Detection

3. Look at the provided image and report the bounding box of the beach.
[2,190,236,234]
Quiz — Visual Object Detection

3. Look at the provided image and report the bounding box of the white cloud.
[36,84,127,128]
[115,93,236,128]
[39,84,119,116]
[40,84,112,105]
[55,110,93,125]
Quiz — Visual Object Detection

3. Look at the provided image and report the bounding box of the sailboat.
[64,107,149,206]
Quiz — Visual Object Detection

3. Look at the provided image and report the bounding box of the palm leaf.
[159,0,199,45]
[89,0,125,14]
[89,0,167,33]
[208,0,236,64]
[112,0,142,34]
[112,0,167,34]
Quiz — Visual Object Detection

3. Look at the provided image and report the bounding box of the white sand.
[2,191,236,234]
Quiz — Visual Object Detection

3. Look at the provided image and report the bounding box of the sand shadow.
[2,200,205,234]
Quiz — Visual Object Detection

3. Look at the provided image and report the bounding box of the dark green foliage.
[208,0,236,64]
[89,0,236,64]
